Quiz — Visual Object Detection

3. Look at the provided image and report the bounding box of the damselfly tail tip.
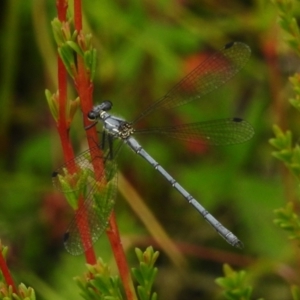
[235,240,244,249]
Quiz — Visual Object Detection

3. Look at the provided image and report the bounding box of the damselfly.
[53,41,254,255]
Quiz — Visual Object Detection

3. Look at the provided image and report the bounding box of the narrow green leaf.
[291,285,300,300]
[66,40,84,56]
[51,18,64,46]
[45,89,58,122]
[69,97,80,122]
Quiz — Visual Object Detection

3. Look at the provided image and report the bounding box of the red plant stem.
[74,56,98,265]
[71,0,97,265]
[73,0,82,32]
[56,0,76,169]
[56,0,97,264]
[57,57,74,160]
[0,251,17,294]
[106,212,138,300]
[73,4,137,299]
[73,1,100,161]
[56,0,68,21]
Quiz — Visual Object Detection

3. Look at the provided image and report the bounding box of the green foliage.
[51,18,97,80]
[272,0,300,55]
[289,74,300,112]
[274,202,300,241]
[53,165,93,210]
[52,18,79,78]
[75,247,159,300]
[0,283,36,300]
[270,0,300,243]
[76,258,123,300]
[216,265,300,300]
[269,125,300,178]
[45,85,80,124]
[131,247,159,300]
[215,264,257,300]
[5,0,300,299]
[268,1,300,300]
[0,243,36,300]
[291,286,300,300]
[46,17,96,124]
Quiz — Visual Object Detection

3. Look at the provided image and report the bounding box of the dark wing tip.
[224,41,251,55]
[63,232,82,256]
[232,117,243,122]
[63,231,69,243]
[232,117,255,141]
[225,41,235,49]
[52,171,58,178]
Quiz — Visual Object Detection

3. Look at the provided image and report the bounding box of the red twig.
[73,0,82,32]
[56,0,71,151]
[0,250,17,294]
[72,2,137,298]
[106,212,138,300]
[72,0,97,265]
[56,0,97,264]
[56,0,68,21]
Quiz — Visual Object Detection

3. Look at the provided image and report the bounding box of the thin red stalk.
[73,0,82,32]
[56,0,69,147]
[73,0,101,198]
[71,194,96,263]
[57,59,97,265]
[56,0,96,264]
[73,0,100,170]
[71,0,98,265]
[106,212,138,300]
[57,56,74,160]
[56,0,68,21]
[74,57,98,265]
[73,3,137,298]
[0,251,17,294]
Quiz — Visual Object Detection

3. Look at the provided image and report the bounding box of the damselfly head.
[87,101,113,121]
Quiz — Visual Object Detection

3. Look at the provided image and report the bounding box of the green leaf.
[76,258,124,300]
[132,247,159,300]
[66,40,84,56]
[291,285,300,300]
[58,46,77,78]
[84,48,97,81]
[270,125,292,150]
[69,97,80,122]
[45,89,58,122]
[274,202,300,241]
[272,149,293,162]
[216,264,254,300]
[51,18,64,46]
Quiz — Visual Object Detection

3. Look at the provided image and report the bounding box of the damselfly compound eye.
[87,111,97,121]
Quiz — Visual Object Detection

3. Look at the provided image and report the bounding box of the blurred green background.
[0,0,298,299]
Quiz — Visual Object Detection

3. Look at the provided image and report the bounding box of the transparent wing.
[52,147,117,255]
[133,42,251,124]
[52,146,107,192]
[135,118,254,146]
[63,159,117,255]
